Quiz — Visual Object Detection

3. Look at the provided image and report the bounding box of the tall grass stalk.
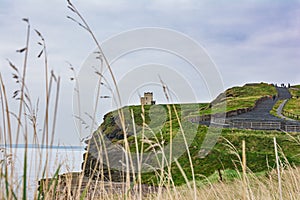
[0,14,63,198]
[10,17,31,200]
[0,74,12,147]
[274,137,283,200]
[15,18,30,146]
[131,109,142,200]
[242,140,246,200]
[66,1,130,198]
[171,103,197,200]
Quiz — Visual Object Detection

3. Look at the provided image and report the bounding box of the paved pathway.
[224,86,300,131]
[277,99,288,119]
[226,87,288,121]
[196,86,300,131]
[277,99,299,122]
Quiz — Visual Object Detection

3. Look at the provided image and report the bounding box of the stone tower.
[140,92,156,105]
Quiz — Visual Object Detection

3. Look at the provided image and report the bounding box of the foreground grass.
[34,165,300,199]
[166,166,300,200]
[138,128,300,185]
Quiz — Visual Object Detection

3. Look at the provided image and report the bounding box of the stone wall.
[188,96,270,123]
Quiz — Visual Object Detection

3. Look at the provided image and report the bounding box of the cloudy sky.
[0,0,299,145]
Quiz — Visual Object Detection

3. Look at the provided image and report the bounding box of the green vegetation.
[284,99,300,115]
[95,82,300,186]
[223,82,276,110]
[270,99,283,117]
[187,82,276,117]
[289,85,300,97]
[283,98,300,120]
[138,127,300,185]
[99,82,278,142]
[92,82,284,186]
[283,85,300,119]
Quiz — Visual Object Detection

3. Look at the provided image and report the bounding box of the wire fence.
[282,110,300,120]
[230,121,300,132]
[284,125,300,132]
[230,121,281,130]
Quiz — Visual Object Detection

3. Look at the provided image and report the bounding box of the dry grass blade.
[22,18,29,23]
[16,47,27,53]
[15,18,30,146]
[50,76,60,146]
[6,59,18,72]
[242,140,247,200]
[274,137,283,200]
[0,74,12,147]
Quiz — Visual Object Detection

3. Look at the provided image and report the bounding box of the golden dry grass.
[33,165,300,199]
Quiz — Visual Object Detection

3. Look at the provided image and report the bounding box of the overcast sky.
[0,0,299,145]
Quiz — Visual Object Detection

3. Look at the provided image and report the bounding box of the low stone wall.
[284,125,300,132]
[188,96,270,123]
[230,121,281,130]
[38,172,160,199]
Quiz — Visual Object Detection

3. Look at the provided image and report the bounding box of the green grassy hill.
[99,82,276,139]
[86,82,300,185]
[147,128,300,185]
[284,85,300,117]
[187,82,276,117]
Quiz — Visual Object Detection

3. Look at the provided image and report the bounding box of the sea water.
[0,145,85,199]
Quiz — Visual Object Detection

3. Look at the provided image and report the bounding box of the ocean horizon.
[0,143,84,149]
[0,146,84,199]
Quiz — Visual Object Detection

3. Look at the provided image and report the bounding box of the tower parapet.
[140,92,156,105]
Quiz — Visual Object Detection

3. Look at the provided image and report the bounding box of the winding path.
[276,99,298,122]
[277,99,287,118]
[224,86,300,131]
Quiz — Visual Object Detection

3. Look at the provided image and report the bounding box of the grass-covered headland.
[84,82,300,186]
[79,81,300,199]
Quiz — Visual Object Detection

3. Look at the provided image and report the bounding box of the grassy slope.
[92,82,294,185]
[221,82,276,110]
[284,85,300,117]
[140,127,300,185]
[187,82,276,117]
[100,83,277,141]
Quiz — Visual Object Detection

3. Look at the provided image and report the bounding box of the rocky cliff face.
[82,111,136,182]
